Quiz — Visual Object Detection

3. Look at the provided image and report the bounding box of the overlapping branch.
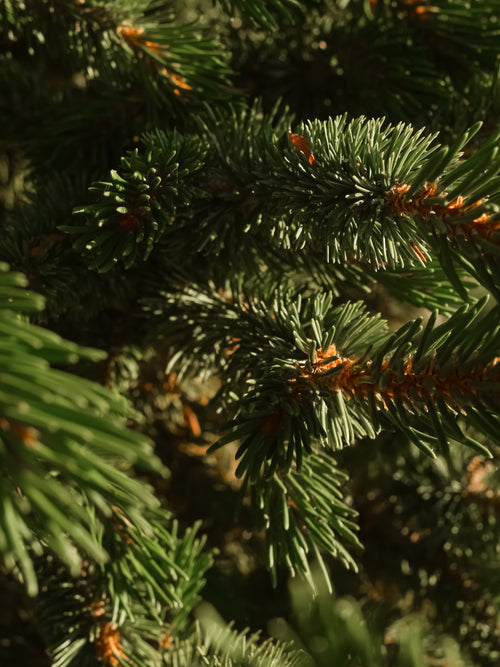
[69,111,500,302]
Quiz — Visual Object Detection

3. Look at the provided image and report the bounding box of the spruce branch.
[1,0,231,98]
[33,519,212,667]
[69,113,439,271]
[151,283,499,474]
[167,607,301,667]
[67,130,206,271]
[245,451,360,587]
[0,265,169,595]
[69,110,500,300]
[216,0,304,29]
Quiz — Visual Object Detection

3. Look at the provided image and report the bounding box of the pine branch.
[144,280,499,587]
[67,129,207,271]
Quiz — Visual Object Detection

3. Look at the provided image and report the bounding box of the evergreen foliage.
[0,1,499,666]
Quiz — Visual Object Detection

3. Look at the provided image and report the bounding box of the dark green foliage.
[68,110,500,298]
[217,0,305,29]
[270,575,470,667]
[67,131,206,271]
[0,266,159,594]
[35,519,212,667]
[336,435,500,666]
[227,0,500,125]
[1,1,499,666]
